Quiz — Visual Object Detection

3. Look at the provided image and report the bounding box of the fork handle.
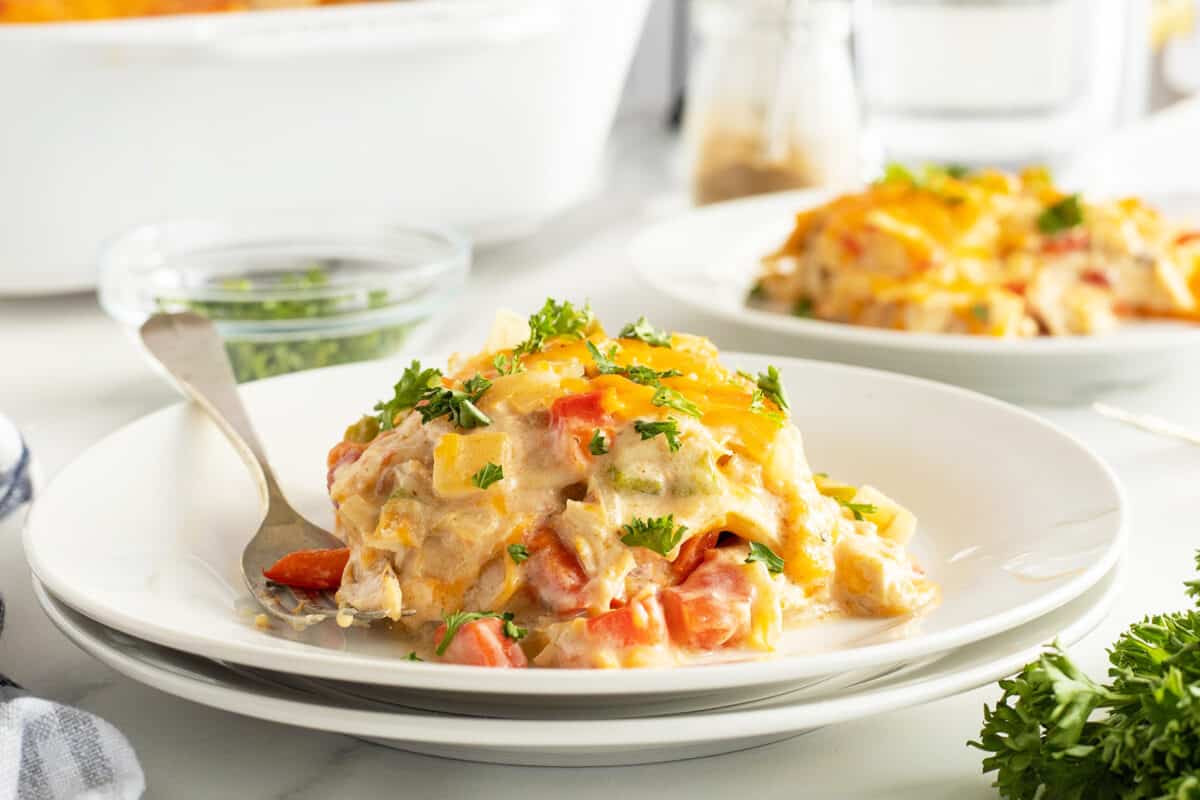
[139,312,290,514]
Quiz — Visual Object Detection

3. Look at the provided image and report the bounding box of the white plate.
[23,355,1125,700]
[631,190,1200,403]
[35,563,1120,766]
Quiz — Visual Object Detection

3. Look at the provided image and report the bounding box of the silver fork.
[139,312,405,628]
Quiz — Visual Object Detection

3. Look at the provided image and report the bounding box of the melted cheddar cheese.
[327,303,936,668]
[755,166,1200,337]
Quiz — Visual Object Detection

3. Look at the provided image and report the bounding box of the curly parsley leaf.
[970,550,1200,800]
[513,298,595,358]
[742,365,790,412]
[436,610,525,656]
[1037,195,1084,235]
[634,418,681,452]
[501,613,527,642]
[620,515,687,556]
[585,342,680,386]
[745,541,785,574]
[471,462,504,490]
[619,317,671,348]
[417,373,493,429]
[838,498,878,521]
[493,353,523,375]
[652,386,702,418]
[507,543,529,564]
[373,361,442,429]
[589,429,609,455]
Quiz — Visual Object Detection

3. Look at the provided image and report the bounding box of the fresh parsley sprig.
[589,429,609,455]
[513,298,595,358]
[741,366,790,412]
[418,373,493,429]
[619,317,672,348]
[471,462,504,490]
[373,360,442,429]
[745,542,785,574]
[620,515,687,556]
[436,610,526,656]
[651,385,702,418]
[1037,195,1084,235]
[839,498,878,521]
[970,550,1200,799]
[585,342,681,386]
[634,418,681,452]
[507,544,529,564]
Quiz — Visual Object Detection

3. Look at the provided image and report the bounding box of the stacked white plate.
[23,355,1126,766]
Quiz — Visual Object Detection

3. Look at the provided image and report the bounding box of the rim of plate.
[23,354,1127,694]
[33,561,1120,748]
[632,188,1200,356]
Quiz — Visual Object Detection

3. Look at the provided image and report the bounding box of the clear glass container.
[684,0,865,205]
[100,214,470,383]
[854,0,1135,167]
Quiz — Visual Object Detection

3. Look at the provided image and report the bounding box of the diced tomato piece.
[550,391,609,428]
[1041,231,1090,254]
[524,529,589,613]
[662,552,754,650]
[585,596,668,649]
[1176,231,1200,247]
[263,547,350,591]
[434,618,528,668]
[1004,281,1028,296]
[326,441,365,490]
[671,530,721,583]
[1080,269,1112,289]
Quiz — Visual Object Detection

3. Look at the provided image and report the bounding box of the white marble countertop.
[3,122,1200,798]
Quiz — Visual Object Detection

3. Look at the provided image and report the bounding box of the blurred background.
[3,0,1199,362]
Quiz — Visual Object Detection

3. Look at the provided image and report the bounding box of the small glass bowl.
[100,214,470,383]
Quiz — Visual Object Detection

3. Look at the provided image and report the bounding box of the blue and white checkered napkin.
[1,421,145,799]
[0,670,145,800]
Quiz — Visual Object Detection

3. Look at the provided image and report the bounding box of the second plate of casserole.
[632,186,1200,403]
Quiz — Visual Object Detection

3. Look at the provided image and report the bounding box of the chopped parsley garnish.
[586,341,622,375]
[471,462,504,490]
[878,162,917,186]
[585,341,681,386]
[814,472,829,478]
[743,365,790,412]
[589,429,609,455]
[651,385,702,418]
[406,651,423,662]
[839,498,878,521]
[971,303,989,323]
[792,298,814,317]
[417,373,493,429]
[373,360,442,429]
[620,515,686,556]
[507,544,529,564]
[1037,195,1084,234]
[747,281,767,302]
[493,353,523,375]
[436,610,525,656]
[619,317,672,347]
[943,164,970,179]
[513,298,595,358]
[745,541,785,574]
[634,418,681,452]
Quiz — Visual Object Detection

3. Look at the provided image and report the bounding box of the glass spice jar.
[684,0,866,205]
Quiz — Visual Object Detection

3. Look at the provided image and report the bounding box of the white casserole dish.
[0,0,649,295]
